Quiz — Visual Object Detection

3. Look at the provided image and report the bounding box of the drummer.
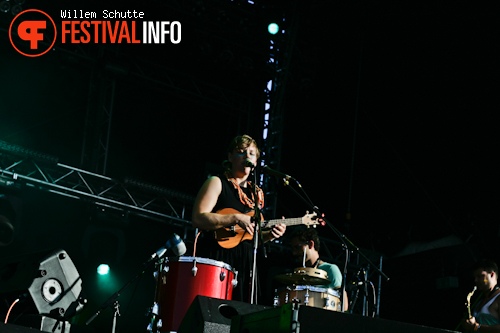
[289,227,346,307]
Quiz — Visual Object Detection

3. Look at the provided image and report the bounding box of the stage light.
[11,4,21,15]
[268,23,279,35]
[97,264,110,276]
[0,1,10,13]
[95,265,120,295]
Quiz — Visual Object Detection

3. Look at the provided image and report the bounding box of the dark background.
[1,0,499,332]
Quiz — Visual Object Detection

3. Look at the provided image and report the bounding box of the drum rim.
[171,256,234,271]
[279,285,341,297]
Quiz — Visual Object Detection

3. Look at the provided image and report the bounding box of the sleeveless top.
[473,292,500,325]
[213,175,255,214]
[196,175,262,303]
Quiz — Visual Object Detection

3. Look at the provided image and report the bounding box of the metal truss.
[0,143,194,228]
[260,2,298,218]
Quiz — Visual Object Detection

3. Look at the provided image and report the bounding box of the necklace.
[225,173,264,209]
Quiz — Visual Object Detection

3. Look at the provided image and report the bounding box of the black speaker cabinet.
[231,304,460,333]
[0,323,42,332]
[9,316,70,333]
[177,296,270,333]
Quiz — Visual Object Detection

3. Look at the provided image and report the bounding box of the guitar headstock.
[302,211,325,227]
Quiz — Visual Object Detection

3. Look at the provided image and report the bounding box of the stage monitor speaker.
[11,316,70,333]
[178,296,270,333]
[0,323,43,332]
[0,249,83,320]
[27,249,84,320]
[231,304,460,333]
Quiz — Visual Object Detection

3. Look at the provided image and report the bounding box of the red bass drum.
[155,256,236,332]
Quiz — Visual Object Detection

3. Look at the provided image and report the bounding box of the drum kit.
[274,266,331,286]
[151,256,237,333]
[273,266,342,312]
[149,257,340,333]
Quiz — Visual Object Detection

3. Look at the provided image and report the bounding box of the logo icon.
[9,9,57,57]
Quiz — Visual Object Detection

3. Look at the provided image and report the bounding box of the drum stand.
[349,266,377,317]
[112,301,120,333]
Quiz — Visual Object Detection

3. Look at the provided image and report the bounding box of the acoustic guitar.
[214,208,322,249]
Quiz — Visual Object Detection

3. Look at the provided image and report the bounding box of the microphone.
[262,165,293,180]
[150,233,186,261]
[245,159,255,168]
[165,233,187,256]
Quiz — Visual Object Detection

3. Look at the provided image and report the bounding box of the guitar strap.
[489,285,500,297]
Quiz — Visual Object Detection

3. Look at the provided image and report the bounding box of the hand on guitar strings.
[235,212,255,236]
[269,220,286,241]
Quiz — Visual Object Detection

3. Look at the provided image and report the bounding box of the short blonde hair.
[222,134,261,170]
[226,134,260,158]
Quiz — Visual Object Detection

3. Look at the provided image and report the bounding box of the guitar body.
[214,208,262,249]
[214,208,320,249]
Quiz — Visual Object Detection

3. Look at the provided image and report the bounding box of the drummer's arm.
[343,289,349,312]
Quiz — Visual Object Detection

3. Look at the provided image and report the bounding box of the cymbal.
[274,267,331,286]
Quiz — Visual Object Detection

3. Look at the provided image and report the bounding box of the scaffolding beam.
[0,146,193,227]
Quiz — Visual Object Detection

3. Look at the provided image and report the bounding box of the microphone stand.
[249,166,265,304]
[277,176,390,314]
[85,255,160,332]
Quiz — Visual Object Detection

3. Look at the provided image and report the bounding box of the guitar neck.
[264,217,305,228]
[215,208,317,249]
